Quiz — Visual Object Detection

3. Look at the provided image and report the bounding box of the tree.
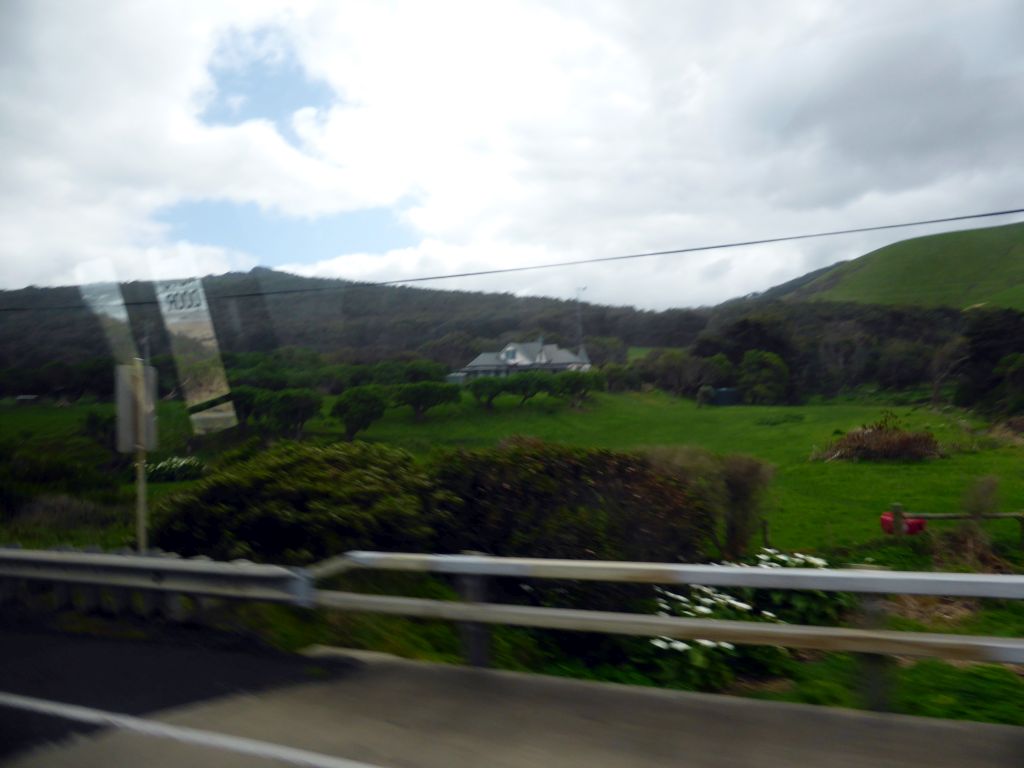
[603,364,641,393]
[738,350,789,404]
[553,371,601,408]
[930,336,967,406]
[258,388,323,438]
[331,385,388,441]
[654,350,691,395]
[231,386,261,429]
[506,372,554,406]
[468,376,507,409]
[877,340,931,390]
[393,381,461,421]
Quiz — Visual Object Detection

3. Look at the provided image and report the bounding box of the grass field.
[305,390,1024,558]
[6,392,1023,559]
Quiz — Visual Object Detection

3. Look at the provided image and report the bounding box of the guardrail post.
[457,551,491,668]
[856,567,893,712]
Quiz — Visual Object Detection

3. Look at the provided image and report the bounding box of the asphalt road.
[0,610,355,762]
[3,611,1024,767]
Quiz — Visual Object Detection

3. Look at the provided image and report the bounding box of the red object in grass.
[880,511,927,535]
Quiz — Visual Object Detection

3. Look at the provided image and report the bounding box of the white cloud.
[1,0,1023,308]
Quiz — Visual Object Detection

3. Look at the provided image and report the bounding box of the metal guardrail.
[336,551,1024,599]
[316,551,1024,666]
[0,547,312,607]
[4,547,1024,666]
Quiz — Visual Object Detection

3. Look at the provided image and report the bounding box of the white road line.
[0,690,385,768]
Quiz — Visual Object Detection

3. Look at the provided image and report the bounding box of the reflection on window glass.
[155,277,237,433]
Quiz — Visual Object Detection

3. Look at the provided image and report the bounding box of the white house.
[451,339,591,381]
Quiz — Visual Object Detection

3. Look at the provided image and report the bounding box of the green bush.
[331,385,388,441]
[152,442,442,564]
[431,437,715,564]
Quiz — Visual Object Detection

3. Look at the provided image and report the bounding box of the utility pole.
[575,286,587,351]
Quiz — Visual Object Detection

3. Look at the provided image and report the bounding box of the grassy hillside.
[778,221,1024,309]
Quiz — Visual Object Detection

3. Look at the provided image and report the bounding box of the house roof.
[464,352,507,369]
[511,341,543,362]
[461,340,590,372]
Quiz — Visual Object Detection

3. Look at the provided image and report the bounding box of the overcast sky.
[2,0,1023,310]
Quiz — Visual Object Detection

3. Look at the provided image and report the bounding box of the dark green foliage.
[152,442,440,563]
[230,385,260,428]
[602,363,641,392]
[505,371,554,406]
[552,370,604,407]
[582,336,627,366]
[256,388,323,437]
[0,440,118,518]
[954,308,1024,411]
[331,385,388,441]
[80,409,116,453]
[467,376,507,409]
[393,381,460,421]
[430,438,715,564]
[738,350,789,404]
[642,447,774,562]
[876,339,931,389]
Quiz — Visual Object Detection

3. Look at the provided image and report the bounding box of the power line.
[1,206,1023,313]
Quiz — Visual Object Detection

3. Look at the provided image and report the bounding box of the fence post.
[891,503,905,537]
[457,550,491,668]
[761,519,771,549]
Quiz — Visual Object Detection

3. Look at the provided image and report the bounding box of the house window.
[504,348,515,361]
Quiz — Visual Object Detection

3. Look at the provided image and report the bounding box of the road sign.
[116,364,157,453]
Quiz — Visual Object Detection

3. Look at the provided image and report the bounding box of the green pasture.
[307,390,1024,557]
[6,391,1024,558]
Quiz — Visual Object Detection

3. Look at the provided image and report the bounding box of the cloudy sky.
[2,0,1023,309]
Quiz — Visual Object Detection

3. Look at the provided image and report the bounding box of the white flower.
[696,639,717,648]
[719,642,735,650]
[670,641,690,651]
[694,605,712,615]
[650,639,669,649]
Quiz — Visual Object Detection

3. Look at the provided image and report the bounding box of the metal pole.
[457,550,491,667]
[133,357,148,553]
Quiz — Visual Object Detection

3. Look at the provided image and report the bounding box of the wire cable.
[1,206,1022,312]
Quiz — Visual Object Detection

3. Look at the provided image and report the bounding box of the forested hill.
[761,221,1024,309]
[0,268,708,369]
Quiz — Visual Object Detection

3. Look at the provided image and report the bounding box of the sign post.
[117,361,157,553]
[133,357,148,553]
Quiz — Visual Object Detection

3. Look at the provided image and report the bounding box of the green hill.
[773,221,1024,309]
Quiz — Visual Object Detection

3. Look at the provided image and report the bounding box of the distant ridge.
[761,221,1024,310]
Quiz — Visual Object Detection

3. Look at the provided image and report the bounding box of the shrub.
[392,381,460,421]
[431,438,716,565]
[152,442,441,563]
[815,412,940,461]
[642,447,774,561]
[467,376,506,409]
[331,385,388,441]
[738,349,789,404]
